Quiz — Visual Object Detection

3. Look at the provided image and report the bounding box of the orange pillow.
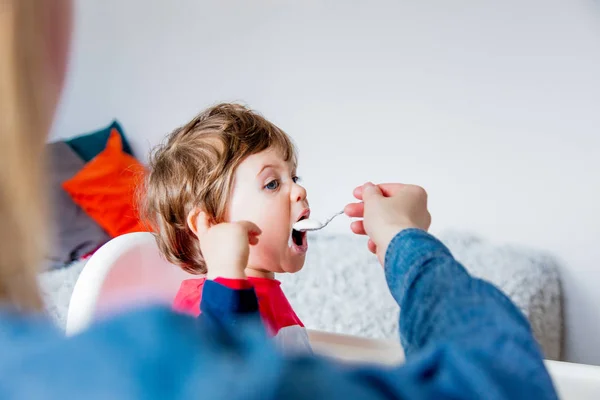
[63,129,148,237]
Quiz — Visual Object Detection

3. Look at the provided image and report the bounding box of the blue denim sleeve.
[383,228,558,399]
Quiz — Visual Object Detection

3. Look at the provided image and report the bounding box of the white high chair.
[65,232,600,399]
[65,232,194,336]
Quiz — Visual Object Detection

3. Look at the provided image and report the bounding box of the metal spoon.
[293,210,345,232]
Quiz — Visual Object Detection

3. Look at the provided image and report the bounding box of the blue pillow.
[66,120,134,162]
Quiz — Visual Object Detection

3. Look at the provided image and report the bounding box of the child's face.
[226,148,309,276]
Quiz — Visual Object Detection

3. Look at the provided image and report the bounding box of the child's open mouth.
[290,215,308,253]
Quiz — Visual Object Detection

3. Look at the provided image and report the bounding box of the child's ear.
[187,208,212,237]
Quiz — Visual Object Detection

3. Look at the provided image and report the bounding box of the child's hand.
[195,212,262,280]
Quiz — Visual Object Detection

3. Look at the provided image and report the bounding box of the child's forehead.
[239,148,297,174]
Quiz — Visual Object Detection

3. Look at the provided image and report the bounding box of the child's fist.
[194,212,261,280]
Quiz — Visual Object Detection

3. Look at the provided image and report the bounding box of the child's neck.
[245,266,275,280]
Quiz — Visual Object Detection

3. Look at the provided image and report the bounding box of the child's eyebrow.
[256,160,297,178]
[256,163,284,177]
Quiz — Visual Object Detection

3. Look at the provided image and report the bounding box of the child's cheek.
[247,240,279,269]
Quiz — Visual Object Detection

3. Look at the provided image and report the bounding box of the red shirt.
[173,277,304,337]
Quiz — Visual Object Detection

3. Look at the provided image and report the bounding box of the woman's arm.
[382,228,558,399]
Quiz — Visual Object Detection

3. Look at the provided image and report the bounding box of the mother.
[0,1,557,399]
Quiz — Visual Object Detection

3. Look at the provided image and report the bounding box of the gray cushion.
[44,142,110,269]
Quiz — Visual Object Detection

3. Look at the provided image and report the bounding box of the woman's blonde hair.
[141,103,297,275]
[0,1,55,311]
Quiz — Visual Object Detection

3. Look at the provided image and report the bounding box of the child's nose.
[291,184,307,202]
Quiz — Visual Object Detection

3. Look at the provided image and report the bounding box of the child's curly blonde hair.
[141,103,297,275]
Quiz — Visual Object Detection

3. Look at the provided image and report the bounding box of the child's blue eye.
[292,176,301,184]
[265,180,280,190]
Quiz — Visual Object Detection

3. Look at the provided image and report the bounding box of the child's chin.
[281,260,305,274]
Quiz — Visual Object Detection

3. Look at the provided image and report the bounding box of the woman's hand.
[344,182,431,266]
[194,212,261,280]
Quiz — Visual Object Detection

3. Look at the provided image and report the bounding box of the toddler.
[142,103,312,352]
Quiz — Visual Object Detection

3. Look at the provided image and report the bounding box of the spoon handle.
[323,210,345,227]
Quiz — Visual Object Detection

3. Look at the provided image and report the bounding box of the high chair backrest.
[65,232,195,336]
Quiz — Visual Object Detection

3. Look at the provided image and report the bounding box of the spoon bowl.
[293,210,344,232]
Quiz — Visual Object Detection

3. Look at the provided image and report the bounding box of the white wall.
[51,0,600,365]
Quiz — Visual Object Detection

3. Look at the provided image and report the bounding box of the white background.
[51,0,600,365]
